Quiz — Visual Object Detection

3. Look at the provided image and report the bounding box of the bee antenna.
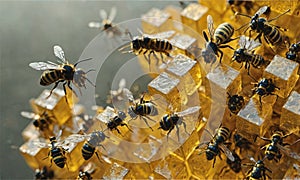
[86,69,96,74]
[235,12,252,18]
[74,58,93,67]
[83,77,96,87]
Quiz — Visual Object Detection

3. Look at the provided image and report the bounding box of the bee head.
[233,48,244,63]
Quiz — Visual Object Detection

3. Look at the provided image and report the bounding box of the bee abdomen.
[40,70,61,86]
[266,27,282,45]
[81,143,95,160]
[251,54,265,67]
[53,156,66,168]
[214,23,234,44]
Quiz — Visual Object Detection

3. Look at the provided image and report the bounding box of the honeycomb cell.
[141,8,172,33]
[264,55,299,98]
[280,91,300,127]
[170,34,198,58]
[102,162,129,179]
[148,72,182,106]
[31,89,73,126]
[180,3,209,34]
[166,54,201,96]
[236,98,273,141]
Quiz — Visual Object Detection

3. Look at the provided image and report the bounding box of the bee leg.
[260,144,267,150]
[175,125,180,142]
[115,127,123,136]
[49,158,53,168]
[254,32,263,43]
[217,49,224,64]
[141,116,153,131]
[95,151,103,163]
[212,157,217,168]
[143,51,151,70]
[182,121,190,135]
[166,126,174,141]
[66,81,78,97]
[121,122,133,132]
[47,81,61,98]
[152,51,160,65]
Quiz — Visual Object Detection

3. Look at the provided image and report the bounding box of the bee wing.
[145,30,176,40]
[255,6,269,16]
[277,144,300,160]
[99,9,107,21]
[29,62,60,71]
[61,134,88,146]
[119,78,126,89]
[207,15,215,40]
[20,111,36,119]
[240,35,261,51]
[177,106,201,116]
[219,144,235,162]
[31,139,51,148]
[88,22,102,29]
[53,45,66,63]
[108,6,117,22]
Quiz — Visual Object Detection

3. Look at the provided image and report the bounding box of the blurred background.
[0,1,179,178]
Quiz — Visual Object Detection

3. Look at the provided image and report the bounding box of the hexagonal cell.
[264,55,299,98]
[180,3,208,34]
[280,91,300,127]
[141,8,172,33]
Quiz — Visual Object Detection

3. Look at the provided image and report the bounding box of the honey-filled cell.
[141,8,172,33]
[236,98,273,141]
[31,89,73,126]
[264,55,299,98]
[64,141,85,172]
[180,3,209,34]
[280,91,300,126]
[166,54,201,96]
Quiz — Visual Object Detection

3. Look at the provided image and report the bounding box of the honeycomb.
[20,0,300,179]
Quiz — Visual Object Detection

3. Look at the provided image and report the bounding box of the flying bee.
[252,78,280,104]
[286,41,300,62]
[244,157,271,180]
[21,111,54,135]
[29,45,95,102]
[77,163,95,180]
[34,131,69,169]
[232,35,267,78]
[64,130,109,163]
[227,93,245,115]
[201,15,236,64]
[128,93,158,131]
[119,30,173,69]
[196,126,235,167]
[88,7,122,38]
[158,106,200,141]
[260,131,300,162]
[35,166,54,180]
[236,6,290,48]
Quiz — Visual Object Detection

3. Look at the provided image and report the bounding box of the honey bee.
[35,166,54,180]
[236,6,290,48]
[196,126,235,167]
[77,163,95,180]
[201,15,236,64]
[252,78,280,104]
[119,30,173,69]
[260,131,300,162]
[34,132,69,169]
[225,0,255,14]
[88,7,122,38]
[158,106,200,141]
[286,41,300,62]
[128,93,158,131]
[21,111,54,134]
[29,45,95,101]
[233,131,254,154]
[244,157,271,180]
[64,131,109,163]
[232,35,267,78]
[227,93,245,115]
[219,150,242,177]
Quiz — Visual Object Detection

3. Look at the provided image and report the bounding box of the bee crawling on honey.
[127,92,158,131]
[119,29,173,70]
[88,7,122,38]
[29,45,95,102]
[252,78,280,105]
[77,162,96,180]
[244,157,272,180]
[196,126,235,167]
[236,6,290,51]
[232,35,267,79]
[259,130,300,162]
[286,41,300,62]
[158,105,200,141]
[201,15,237,64]
[227,92,245,115]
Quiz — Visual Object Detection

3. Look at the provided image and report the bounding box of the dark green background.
[0,1,179,178]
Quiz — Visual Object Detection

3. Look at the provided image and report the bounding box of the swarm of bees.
[20,2,300,179]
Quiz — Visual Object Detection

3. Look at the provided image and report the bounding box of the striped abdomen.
[81,141,95,160]
[264,26,282,45]
[214,23,234,45]
[152,39,173,53]
[250,54,265,67]
[215,127,230,143]
[40,70,63,86]
[51,148,66,168]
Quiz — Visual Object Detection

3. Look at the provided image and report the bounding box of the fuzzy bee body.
[286,42,300,62]
[227,93,245,115]
[48,137,67,168]
[245,158,272,180]
[252,78,279,104]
